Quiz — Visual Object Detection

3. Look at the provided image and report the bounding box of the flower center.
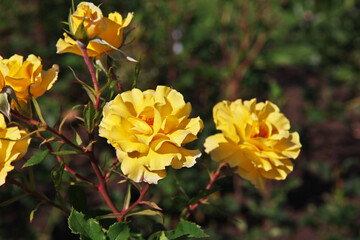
[138,107,154,126]
[250,122,269,138]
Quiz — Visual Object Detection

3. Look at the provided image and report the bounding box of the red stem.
[89,153,121,220]
[188,163,227,211]
[104,158,119,182]
[8,178,70,215]
[36,131,94,186]
[77,40,100,110]
[118,183,149,222]
[10,110,86,153]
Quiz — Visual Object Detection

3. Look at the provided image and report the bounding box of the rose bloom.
[57,2,134,58]
[204,99,301,189]
[99,86,203,184]
[0,114,31,186]
[69,2,106,40]
[0,54,59,108]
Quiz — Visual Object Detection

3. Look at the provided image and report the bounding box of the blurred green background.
[1,0,360,239]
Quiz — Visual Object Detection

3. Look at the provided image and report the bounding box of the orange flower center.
[138,107,154,126]
[250,122,270,138]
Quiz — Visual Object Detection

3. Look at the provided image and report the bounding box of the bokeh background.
[1,0,360,239]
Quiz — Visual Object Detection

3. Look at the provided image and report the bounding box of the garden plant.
[2,0,359,239]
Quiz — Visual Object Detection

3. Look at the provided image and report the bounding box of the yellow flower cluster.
[56,2,134,58]
[204,99,301,189]
[99,86,203,184]
[0,114,31,186]
[0,54,59,107]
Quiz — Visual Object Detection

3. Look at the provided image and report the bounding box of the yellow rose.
[0,114,31,186]
[204,99,301,189]
[99,86,203,184]
[70,2,106,40]
[57,10,134,58]
[0,54,59,106]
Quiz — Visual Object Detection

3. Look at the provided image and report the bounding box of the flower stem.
[86,129,121,220]
[36,131,95,186]
[10,110,86,153]
[8,178,70,215]
[188,163,227,212]
[118,183,150,222]
[77,40,100,110]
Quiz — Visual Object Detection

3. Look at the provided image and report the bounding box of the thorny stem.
[36,131,95,186]
[8,178,70,215]
[118,183,150,222]
[188,163,227,212]
[10,110,86,153]
[105,158,119,182]
[77,40,100,110]
[87,131,121,220]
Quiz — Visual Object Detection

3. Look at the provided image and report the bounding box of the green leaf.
[91,38,138,63]
[23,149,50,167]
[106,222,131,240]
[124,209,164,222]
[122,184,131,211]
[83,102,97,133]
[0,92,10,120]
[69,185,87,212]
[68,67,96,104]
[188,188,218,205]
[133,59,141,88]
[51,150,84,156]
[138,201,162,211]
[68,208,106,240]
[95,44,137,62]
[31,95,46,124]
[148,231,169,240]
[51,161,65,190]
[165,220,209,239]
[74,18,89,41]
[29,203,42,223]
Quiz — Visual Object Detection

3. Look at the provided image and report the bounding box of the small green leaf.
[29,203,42,223]
[148,231,169,240]
[138,201,162,211]
[68,67,96,104]
[74,18,89,41]
[51,161,65,190]
[165,220,209,239]
[188,188,218,205]
[23,149,50,167]
[106,222,131,240]
[0,92,10,120]
[68,208,106,240]
[124,209,164,222]
[133,59,141,88]
[83,102,97,133]
[122,184,131,211]
[31,95,46,124]
[51,150,84,156]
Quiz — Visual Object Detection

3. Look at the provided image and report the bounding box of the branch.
[77,40,100,110]
[188,163,227,212]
